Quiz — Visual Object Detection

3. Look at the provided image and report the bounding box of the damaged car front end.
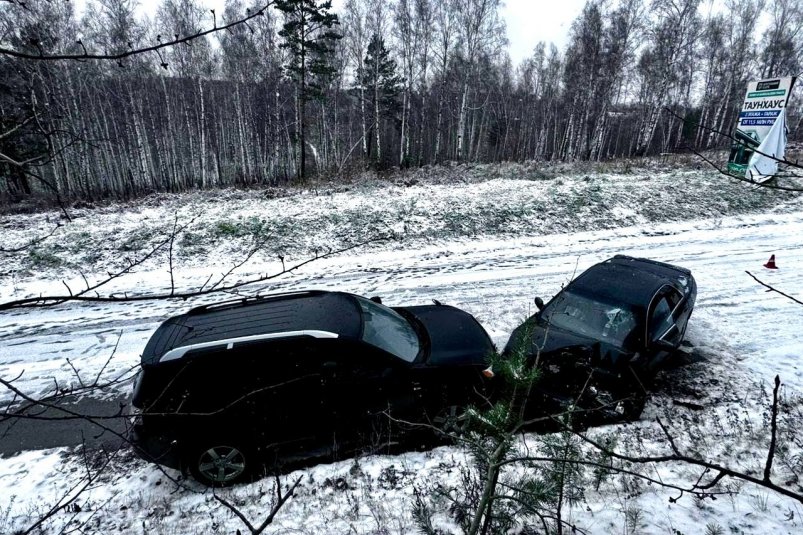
[505,255,697,424]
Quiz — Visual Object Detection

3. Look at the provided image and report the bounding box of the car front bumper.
[129,423,183,471]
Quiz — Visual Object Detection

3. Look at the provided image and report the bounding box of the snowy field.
[2,167,803,533]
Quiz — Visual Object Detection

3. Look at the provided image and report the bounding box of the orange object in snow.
[764,254,778,269]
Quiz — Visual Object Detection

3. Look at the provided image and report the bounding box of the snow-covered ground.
[2,168,803,533]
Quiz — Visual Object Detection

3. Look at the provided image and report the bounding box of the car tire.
[618,393,647,421]
[433,405,471,437]
[189,444,252,486]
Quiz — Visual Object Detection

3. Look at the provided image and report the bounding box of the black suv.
[505,255,697,422]
[130,290,495,485]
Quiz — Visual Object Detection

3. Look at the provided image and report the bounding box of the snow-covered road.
[2,202,803,534]
[3,209,802,403]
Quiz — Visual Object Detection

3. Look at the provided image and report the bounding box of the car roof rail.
[159,330,339,362]
[186,290,325,315]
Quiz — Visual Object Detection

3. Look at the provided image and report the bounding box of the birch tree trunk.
[199,78,207,188]
[456,82,468,160]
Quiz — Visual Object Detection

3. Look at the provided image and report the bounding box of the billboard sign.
[727,76,796,181]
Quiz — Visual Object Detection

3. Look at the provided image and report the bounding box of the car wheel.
[618,393,647,421]
[189,444,250,486]
[433,405,471,437]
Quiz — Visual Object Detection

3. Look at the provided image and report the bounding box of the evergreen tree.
[275,0,340,179]
[0,60,40,198]
[411,326,598,535]
[0,0,79,200]
[359,33,403,165]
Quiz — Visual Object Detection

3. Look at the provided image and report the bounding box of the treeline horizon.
[1,0,802,202]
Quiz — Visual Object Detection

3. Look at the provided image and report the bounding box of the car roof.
[142,291,361,364]
[568,255,687,307]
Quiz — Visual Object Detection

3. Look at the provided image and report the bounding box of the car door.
[672,284,694,340]
[645,286,684,370]
[239,339,329,449]
[319,340,415,447]
[167,345,285,449]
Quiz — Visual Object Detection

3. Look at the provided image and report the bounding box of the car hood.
[402,305,495,366]
[504,316,631,370]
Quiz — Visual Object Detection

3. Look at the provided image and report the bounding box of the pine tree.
[358,33,403,165]
[0,60,40,197]
[411,322,599,535]
[275,0,340,179]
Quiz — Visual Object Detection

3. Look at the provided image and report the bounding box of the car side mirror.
[370,296,382,304]
[534,297,545,311]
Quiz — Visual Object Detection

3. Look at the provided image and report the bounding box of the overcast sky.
[501,0,586,63]
[120,0,587,67]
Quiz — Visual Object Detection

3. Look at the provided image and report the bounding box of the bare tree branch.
[746,270,803,306]
[664,106,803,173]
[0,151,73,220]
[0,2,276,62]
[0,221,61,253]
[213,475,303,535]
[686,148,803,192]
[0,232,389,311]
[0,113,38,141]
[662,107,803,192]
[764,375,782,483]
[550,407,803,504]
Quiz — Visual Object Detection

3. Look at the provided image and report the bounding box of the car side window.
[649,296,674,341]
[666,287,683,320]
[666,288,682,309]
[319,341,402,386]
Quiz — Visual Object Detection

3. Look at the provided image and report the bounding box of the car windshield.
[542,290,639,348]
[355,297,421,362]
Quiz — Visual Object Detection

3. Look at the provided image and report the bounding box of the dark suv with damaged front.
[130,290,495,485]
[505,255,696,423]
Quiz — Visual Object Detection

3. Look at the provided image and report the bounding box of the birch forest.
[1,0,802,201]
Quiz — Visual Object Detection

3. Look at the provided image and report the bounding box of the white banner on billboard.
[727,76,796,180]
[747,108,787,183]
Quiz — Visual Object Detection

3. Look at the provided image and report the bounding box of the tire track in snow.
[1,211,802,404]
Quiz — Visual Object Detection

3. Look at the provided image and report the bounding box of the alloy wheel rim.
[197,446,246,483]
[434,405,468,434]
